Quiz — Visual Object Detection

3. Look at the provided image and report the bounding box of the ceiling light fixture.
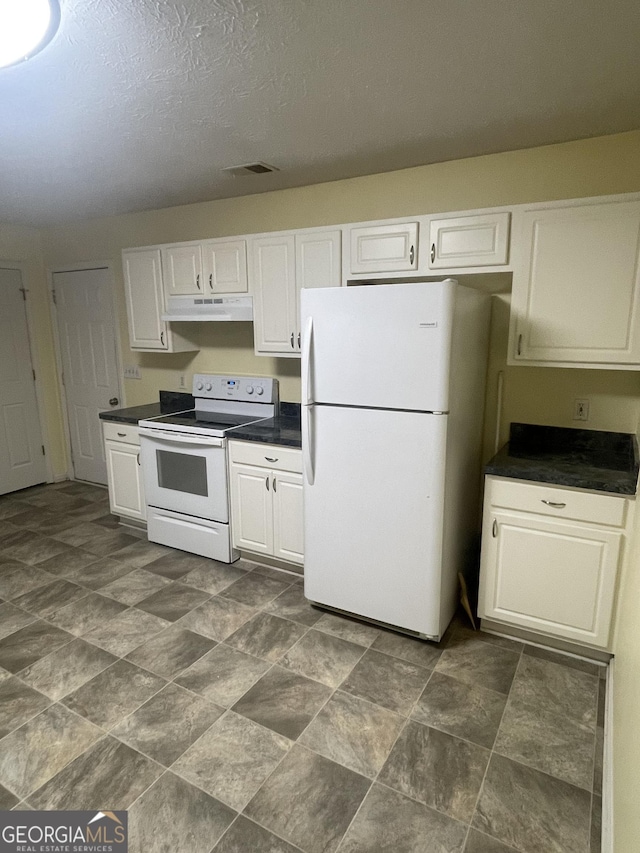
[0,0,60,69]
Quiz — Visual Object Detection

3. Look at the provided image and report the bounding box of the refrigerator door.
[303,403,447,636]
[301,280,454,412]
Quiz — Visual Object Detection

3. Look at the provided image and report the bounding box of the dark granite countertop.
[99,391,194,424]
[100,394,301,447]
[228,402,302,448]
[486,423,639,495]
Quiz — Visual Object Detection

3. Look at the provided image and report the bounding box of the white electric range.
[138,374,278,562]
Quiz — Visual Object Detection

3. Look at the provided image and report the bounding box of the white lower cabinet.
[478,476,633,649]
[229,441,303,565]
[103,422,146,523]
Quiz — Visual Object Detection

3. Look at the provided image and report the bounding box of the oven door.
[138,428,229,522]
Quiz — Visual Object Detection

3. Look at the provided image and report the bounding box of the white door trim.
[0,259,53,483]
[47,261,125,481]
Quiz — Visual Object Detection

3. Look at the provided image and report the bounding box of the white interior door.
[53,267,121,485]
[0,268,47,495]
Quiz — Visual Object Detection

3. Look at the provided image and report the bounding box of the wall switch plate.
[179,374,187,389]
[573,398,590,421]
[123,365,141,380]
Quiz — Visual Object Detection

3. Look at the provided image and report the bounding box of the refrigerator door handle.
[301,315,314,405]
[303,404,315,485]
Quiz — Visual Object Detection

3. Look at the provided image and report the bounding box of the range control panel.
[192,374,278,403]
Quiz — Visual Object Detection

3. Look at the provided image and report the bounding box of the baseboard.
[602,659,614,852]
[238,550,303,578]
[479,618,612,664]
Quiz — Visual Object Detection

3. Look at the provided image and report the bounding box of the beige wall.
[0,224,67,477]
[13,129,640,848]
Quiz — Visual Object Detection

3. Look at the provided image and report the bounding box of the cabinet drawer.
[229,440,302,473]
[102,422,140,445]
[488,477,627,527]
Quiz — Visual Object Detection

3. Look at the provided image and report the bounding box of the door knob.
[109,397,119,406]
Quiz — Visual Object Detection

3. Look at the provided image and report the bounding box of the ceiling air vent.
[223,162,279,178]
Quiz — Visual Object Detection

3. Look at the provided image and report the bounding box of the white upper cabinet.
[122,248,198,352]
[162,243,203,296]
[349,222,418,274]
[296,230,341,291]
[428,212,510,269]
[251,228,342,357]
[202,239,248,294]
[509,197,640,367]
[123,248,168,350]
[251,234,298,354]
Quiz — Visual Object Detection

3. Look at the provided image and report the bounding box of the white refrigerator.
[300,279,490,640]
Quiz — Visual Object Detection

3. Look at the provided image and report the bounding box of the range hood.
[162,295,253,322]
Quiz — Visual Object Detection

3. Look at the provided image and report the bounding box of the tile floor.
[0,481,604,852]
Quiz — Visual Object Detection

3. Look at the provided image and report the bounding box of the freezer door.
[303,404,447,636]
[300,280,454,411]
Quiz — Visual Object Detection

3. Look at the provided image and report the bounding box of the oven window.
[156,450,208,496]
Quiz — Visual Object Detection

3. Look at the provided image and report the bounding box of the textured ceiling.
[1,0,640,226]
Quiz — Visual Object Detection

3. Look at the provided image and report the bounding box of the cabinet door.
[162,244,203,296]
[122,249,168,350]
[105,440,146,521]
[294,230,342,351]
[229,462,273,555]
[428,212,510,268]
[480,509,621,647]
[202,239,248,294]
[511,199,640,365]
[349,222,418,273]
[251,234,298,355]
[272,471,304,565]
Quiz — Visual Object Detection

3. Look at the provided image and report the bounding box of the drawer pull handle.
[137,453,140,466]
[265,476,269,491]
[290,333,295,349]
[117,432,126,437]
[492,519,497,538]
[517,333,522,356]
[196,273,201,290]
[430,243,436,263]
[542,500,566,508]
[410,245,415,265]
[265,457,278,462]
[273,477,277,492]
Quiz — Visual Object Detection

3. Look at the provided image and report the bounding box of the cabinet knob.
[410,245,415,265]
[492,519,497,538]
[109,397,119,406]
[430,243,436,263]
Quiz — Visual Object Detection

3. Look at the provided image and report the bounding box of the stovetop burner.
[138,373,279,438]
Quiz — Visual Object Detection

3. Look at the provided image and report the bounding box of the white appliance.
[161,294,253,321]
[300,279,490,640]
[139,374,278,562]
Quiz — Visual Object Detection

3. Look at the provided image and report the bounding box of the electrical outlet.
[179,374,188,389]
[573,398,590,421]
[123,365,141,380]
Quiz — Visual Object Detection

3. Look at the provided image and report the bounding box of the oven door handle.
[138,428,225,448]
